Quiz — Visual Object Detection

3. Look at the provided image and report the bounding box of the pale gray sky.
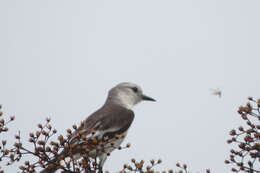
[1,0,260,172]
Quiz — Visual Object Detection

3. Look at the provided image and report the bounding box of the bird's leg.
[97,161,104,173]
[97,162,103,173]
[97,154,107,173]
[98,167,103,173]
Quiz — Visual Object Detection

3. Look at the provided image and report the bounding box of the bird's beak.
[142,94,156,102]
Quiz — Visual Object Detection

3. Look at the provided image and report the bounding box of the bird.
[40,82,156,173]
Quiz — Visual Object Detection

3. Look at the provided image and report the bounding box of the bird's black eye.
[131,87,138,93]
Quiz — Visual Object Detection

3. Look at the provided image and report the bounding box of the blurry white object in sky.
[210,88,222,98]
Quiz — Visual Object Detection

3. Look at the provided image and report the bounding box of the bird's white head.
[106,82,156,109]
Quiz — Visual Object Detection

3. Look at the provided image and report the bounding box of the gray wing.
[70,104,135,143]
[40,105,134,173]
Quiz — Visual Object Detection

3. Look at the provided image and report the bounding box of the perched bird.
[40,82,155,173]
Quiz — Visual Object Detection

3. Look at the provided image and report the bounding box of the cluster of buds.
[0,105,15,134]
[120,158,165,173]
[225,97,260,173]
[0,113,133,173]
[175,162,210,173]
[0,105,15,172]
[119,160,211,173]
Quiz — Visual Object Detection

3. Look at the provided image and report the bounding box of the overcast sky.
[1,0,260,172]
